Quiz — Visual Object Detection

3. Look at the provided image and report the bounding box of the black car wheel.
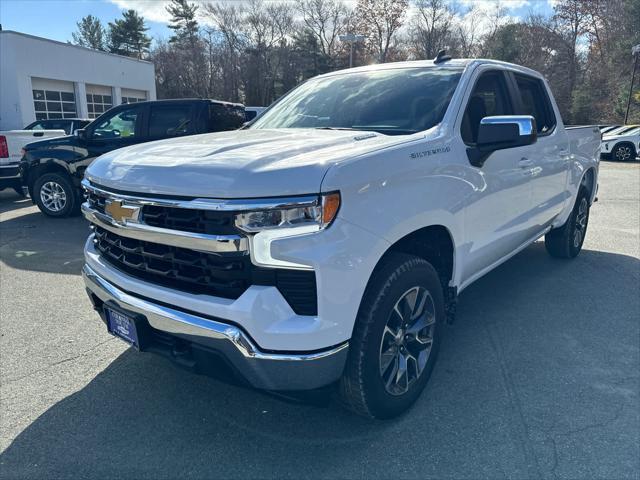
[33,173,79,218]
[612,143,636,162]
[545,186,590,258]
[339,253,444,419]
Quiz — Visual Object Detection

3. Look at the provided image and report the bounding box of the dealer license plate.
[106,307,139,348]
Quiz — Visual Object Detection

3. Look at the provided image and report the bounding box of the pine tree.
[108,9,151,59]
[166,0,199,44]
[71,15,107,51]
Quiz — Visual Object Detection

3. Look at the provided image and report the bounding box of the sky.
[0,0,556,46]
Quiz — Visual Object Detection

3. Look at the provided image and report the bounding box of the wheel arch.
[26,161,72,194]
[362,225,457,306]
[383,225,456,289]
[351,224,458,339]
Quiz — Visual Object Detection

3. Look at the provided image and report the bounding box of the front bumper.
[83,264,348,390]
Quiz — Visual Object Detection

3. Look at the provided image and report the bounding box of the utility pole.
[339,34,366,68]
[624,44,640,125]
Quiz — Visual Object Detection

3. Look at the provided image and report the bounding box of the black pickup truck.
[21,99,245,217]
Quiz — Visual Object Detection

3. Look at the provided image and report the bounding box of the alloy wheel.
[379,286,436,396]
[615,146,632,161]
[40,181,67,212]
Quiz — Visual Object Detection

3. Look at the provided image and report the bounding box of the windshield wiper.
[314,127,360,131]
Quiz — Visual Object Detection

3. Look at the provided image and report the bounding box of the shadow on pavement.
[0,191,31,215]
[1,244,638,479]
[0,192,88,276]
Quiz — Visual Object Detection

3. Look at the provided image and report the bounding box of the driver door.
[86,105,145,158]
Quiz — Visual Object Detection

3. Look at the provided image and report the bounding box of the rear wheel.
[545,186,590,258]
[612,143,636,162]
[33,172,79,217]
[339,253,444,419]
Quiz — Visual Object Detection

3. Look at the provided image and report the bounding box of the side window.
[148,104,192,138]
[514,74,556,135]
[41,119,71,133]
[461,72,513,144]
[93,107,139,139]
[28,122,46,130]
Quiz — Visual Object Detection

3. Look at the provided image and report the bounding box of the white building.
[0,30,156,130]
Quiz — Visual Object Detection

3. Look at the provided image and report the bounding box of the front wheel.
[338,253,444,419]
[33,172,79,218]
[545,186,590,258]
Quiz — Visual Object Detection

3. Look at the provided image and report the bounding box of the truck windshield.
[250,67,463,135]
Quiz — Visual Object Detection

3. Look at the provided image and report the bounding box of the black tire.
[611,143,636,162]
[339,253,444,419]
[33,172,80,217]
[545,186,590,258]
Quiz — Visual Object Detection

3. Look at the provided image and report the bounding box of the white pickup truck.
[81,58,600,418]
[0,129,65,193]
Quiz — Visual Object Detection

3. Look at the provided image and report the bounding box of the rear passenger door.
[509,73,570,227]
[146,103,195,141]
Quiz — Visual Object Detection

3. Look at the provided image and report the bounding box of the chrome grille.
[84,181,318,315]
[94,226,249,298]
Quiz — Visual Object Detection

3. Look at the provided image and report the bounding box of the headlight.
[235,192,340,270]
[234,192,340,232]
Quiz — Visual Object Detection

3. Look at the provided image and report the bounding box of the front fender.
[320,140,468,288]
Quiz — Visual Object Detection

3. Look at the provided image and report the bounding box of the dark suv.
[21,99,245,217]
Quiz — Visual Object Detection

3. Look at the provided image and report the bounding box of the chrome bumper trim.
[82,202,249,253]
[83,264,348,389]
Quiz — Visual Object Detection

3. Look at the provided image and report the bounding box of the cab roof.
[317,58,544,80]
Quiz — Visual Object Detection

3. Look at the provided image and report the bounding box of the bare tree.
[454,5,482,58]
[553,0,590,120]
[296,0,348,62]
[203,0,296,105]
[408,0,455,59]
[148,0,637,123]
[355,0,409,63]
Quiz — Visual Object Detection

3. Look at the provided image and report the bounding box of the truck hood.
[85,128,414,198]
[22,134,78,151]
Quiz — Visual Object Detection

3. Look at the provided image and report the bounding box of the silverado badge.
[104,200,140,224]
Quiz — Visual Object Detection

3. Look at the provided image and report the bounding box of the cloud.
[458,0,530,8]
[109,0,173,23]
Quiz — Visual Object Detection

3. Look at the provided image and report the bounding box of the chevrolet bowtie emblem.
[104,200,140,224]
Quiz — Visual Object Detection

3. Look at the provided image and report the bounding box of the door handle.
[518,158,534,168]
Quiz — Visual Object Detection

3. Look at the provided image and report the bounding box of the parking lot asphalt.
[0,161,638,480]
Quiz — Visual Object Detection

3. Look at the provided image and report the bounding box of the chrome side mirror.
[468,115,537,167]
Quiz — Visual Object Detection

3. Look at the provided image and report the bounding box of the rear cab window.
[513,73,556,135]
